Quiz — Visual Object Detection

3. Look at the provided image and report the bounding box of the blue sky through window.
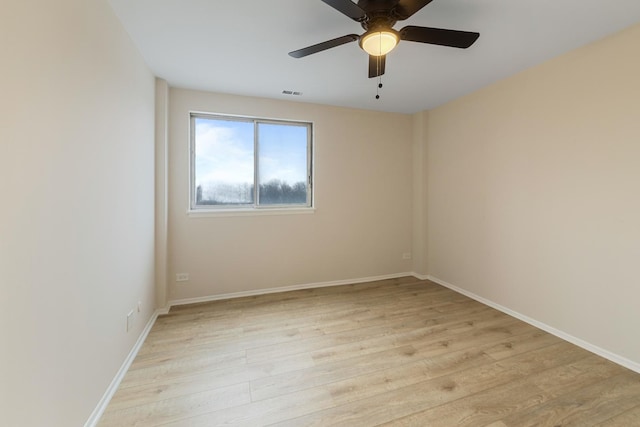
[194,117,253,188]
[258,123,308,185]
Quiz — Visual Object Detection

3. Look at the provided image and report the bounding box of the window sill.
[187,207,315,218]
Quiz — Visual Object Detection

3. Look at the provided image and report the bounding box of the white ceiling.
[107,0,640,114]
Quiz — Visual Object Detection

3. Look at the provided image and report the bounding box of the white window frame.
[188,112,314,216]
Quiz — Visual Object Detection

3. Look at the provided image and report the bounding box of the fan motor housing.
[357,0,401,29]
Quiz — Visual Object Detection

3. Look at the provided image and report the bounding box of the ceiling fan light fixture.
[360,29,399,56]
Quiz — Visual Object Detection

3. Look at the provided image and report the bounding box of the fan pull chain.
[375,54,383,100]
[376,77,383,99]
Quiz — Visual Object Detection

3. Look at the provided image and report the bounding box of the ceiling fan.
[289,0,480,78]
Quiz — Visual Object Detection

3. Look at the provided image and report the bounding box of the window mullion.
[254,120,259,207]
[306,123,312,206]
[189,115,200,210]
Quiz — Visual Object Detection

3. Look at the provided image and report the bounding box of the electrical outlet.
[126,310,134,332]
[176,273,189,282]
[137,301,142,313]
[402,252,412,260]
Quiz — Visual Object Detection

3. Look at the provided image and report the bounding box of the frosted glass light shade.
[361,30,399,56]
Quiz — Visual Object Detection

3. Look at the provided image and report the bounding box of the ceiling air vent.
[282,90,302,96]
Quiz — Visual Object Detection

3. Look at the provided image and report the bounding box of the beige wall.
[412,111,430,276]
[0,1,156,426]
[167,89,413,300]
[426,23,640,366]
[155,79,170,308]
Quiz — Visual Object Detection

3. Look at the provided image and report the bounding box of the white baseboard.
[427,275,640,374]
[168,272,415,308]
[84,308,163,427]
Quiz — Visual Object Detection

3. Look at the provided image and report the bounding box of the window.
[190,113,313,212]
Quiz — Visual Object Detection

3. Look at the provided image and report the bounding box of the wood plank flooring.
[98,277,640,426]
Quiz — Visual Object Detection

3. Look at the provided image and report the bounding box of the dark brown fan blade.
[394,0,434,20]
[289,34,359,58]
[368,55,386,78]
[321,0,367,21]
[400,26,479,48]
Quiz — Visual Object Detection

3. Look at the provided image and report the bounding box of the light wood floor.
[99,277,640,426]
